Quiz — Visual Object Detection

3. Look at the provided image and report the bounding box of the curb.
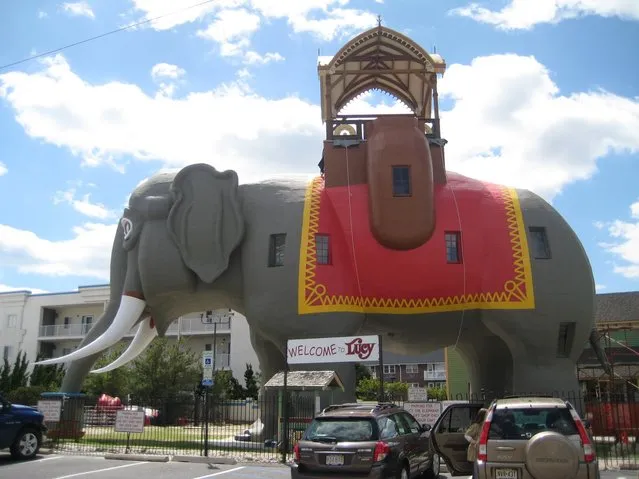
[104,453,169,462]
[172,455,237,465]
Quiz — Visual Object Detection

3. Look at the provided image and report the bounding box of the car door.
[430,403,483,476]
[0,400,20,449]
[397,411,429,475]
[392,413,421,476]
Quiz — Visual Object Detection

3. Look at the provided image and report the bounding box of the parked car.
[0,392,48,460]
[290,402,440,479]
[429,396,600,478]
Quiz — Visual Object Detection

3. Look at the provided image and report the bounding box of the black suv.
[291,402,440,479]
[0,393,48,460]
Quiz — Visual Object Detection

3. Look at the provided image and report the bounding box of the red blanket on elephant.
[297,173,535,315]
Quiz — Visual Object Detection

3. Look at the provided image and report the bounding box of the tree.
[82,343,130,398]
[355,377,408,401]
[128,337,200,404]
[355,364,372,383]
[30,353,65,390]
[0,351,30,392]
[244,363,259,400]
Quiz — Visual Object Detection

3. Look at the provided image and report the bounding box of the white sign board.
[287,335,380,364]
[37,400,62,422]
[115,409,145,433]
[408,388,428,402]
[404,402,442,426]
[202,351,214,380]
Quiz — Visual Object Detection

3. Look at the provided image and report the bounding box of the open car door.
[430,403,484,476]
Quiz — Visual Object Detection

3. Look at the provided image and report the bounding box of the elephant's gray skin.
[52,163,594,435]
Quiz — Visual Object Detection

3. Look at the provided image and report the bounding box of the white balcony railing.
[39,323,93,338]
[39,317,231,338]
[424,371,447,381]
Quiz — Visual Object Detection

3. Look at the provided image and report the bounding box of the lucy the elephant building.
[40,26,596,420]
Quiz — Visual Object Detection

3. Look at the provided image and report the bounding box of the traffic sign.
[202,351,213,370]
[201,378,213,387]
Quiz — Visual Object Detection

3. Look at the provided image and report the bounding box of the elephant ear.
[167,164,245,283]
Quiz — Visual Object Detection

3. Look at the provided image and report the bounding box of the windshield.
[304,418,376,442]
[488,407,578,440]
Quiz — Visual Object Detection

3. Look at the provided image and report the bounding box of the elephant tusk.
[35,295,147,366]
[89,316,158,373]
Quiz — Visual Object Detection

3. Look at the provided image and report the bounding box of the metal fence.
[44,392,319,462]
[42,389,639,470]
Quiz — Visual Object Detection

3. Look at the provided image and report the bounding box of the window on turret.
[268,233,287,267]
[392,166,411,196]
[315,234,331,265]
[529,226,551,259]
[445,232,462,263]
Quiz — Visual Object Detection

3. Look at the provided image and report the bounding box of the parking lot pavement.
[0,454,291,479]
[1,455,636,479]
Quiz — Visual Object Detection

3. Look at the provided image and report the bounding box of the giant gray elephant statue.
[38,126,595,429]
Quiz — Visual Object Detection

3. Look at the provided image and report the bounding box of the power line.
[0,0,217,72]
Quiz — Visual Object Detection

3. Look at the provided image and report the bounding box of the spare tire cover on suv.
[524,431,580,479]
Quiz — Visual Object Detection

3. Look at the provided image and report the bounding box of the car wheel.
[423,452,440,478]
[10,428,40,460]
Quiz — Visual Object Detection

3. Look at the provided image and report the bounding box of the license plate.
[325,454,344,466]
[495,468,517,479]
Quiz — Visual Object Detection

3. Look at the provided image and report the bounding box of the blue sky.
[0,0,638,295]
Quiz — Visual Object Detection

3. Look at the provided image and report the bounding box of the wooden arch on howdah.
[317,22,448,250]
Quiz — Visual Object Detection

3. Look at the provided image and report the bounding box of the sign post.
[202,351,214,388]
[114,409,145,453]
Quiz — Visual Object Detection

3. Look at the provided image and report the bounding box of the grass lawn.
[57,424,255,451]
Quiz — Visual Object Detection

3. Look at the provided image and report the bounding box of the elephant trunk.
[35,294,146,366]
[89,316,158,373]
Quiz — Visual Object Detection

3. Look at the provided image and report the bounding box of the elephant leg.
[249,329,286,441]
[456,328,514,401]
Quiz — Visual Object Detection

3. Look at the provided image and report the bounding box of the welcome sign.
[287,335,380,364]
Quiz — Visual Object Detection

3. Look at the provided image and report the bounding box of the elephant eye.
[121,218,133,240]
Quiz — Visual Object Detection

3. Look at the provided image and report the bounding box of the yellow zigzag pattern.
[298,177,535,315]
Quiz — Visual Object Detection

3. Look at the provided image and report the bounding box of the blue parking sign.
[204,358,212,366]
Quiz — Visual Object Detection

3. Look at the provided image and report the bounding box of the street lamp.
[200,309,234,372]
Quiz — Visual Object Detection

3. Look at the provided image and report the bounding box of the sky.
[0,0,638,296]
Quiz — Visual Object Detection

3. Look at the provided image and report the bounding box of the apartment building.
[0,284,259,382]
[368,350,447,389]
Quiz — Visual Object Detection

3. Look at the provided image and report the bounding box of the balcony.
[165,317,231,335]
[424,370,447,381]
[39,323,93,338]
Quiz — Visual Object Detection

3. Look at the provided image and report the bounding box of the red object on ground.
[298,173,535,315]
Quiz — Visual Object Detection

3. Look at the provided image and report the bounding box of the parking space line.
[51,461,146,479]
[3,455,63,467]
[191,466,245,479]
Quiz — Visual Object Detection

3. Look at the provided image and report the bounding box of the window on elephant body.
[315,234,331,265]
[392,166,411,196]
[268,233,287,267]
[445,231,462,263]
[529,226,551,259]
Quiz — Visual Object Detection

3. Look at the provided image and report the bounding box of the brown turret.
[317,24,447,250]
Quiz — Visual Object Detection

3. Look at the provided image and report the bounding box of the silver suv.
[430,397,599,479]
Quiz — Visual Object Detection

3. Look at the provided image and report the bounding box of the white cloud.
[2,53,639,200]
[0,284,49,295]
[243,51,285,65]
[451,0,639,30]
[151,63,185,81]
[38,10,48,19]
[197,8,263,60]
[150,63,186,98]
[53,187,117,220]
[61,1,95,19]
[0,161,6,176]
[130,0,377,41]
[0,223,116,279]
[595,284,607,292]
[600,199,639,279]
[593,221,605,230]
[436,54,639,199]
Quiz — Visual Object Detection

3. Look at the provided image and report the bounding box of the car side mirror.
[421,424,432,432]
